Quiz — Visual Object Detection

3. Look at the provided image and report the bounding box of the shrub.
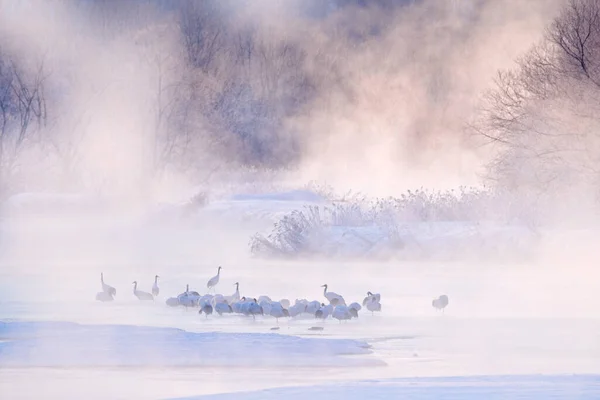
[249,187,540,261]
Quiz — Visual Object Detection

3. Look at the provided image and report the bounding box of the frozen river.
[1,206,600,399]
[1,256,600,399]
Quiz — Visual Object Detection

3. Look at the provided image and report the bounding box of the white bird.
[432,294,449,313]
[178,284,190,298]
[215,302,233,315]
[321,284,346,306]
[165,297,179,307]
[362,291,381,306]
[152,275,160,297]
[178,284,200,308]
[132,281,154,301]
[240,298,254,316]
[348,302,362,318]
[247,299,263,319]
[210,294,229,308]
[100,273,116,297]
[200,303,213,317]
[269,301,289,322]
[199,296,213,308]
[314,303,325,318]
[288,301,306,317]
[178,284,200,298]
[199,294,213,307]
[232,282,241,302]
[232,297,246,313]
[315,303,333,319]
[224,282,240,304]
[200,294,213,301]
[332,305,352,322]
[305,300,321,315]
[366,297,382,314]
[207,266,222,291]
[279,298,290,309]
[257,295,272,303]
[259,299,273,315]
[212,293,225,304]
[95,291,114,302]
[179,295,197,308]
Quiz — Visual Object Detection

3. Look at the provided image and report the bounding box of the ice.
[228,190,325,203]
[203,190,325,223]
[170,375,600,400]
[0,321,379,368]
[1,190,600,399]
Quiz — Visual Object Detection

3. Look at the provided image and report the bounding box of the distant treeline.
[0,0,423,195]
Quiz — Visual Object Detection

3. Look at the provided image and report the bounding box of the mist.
[1,1,599,399]
[0,0,565,197]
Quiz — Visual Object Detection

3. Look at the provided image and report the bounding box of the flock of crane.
[96,267,450,323]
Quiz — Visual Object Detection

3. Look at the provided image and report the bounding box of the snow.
[228,190,325,203]
[1,189,600,399]
[0,321,378,368]
[0,189,536,263]
[266,221,538,260]
[1,261,600,399]
[171,375,600,400]
[203,190,325,222]
[126,189,327,228]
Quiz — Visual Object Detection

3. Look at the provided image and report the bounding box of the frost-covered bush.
[249,187,541,261]
[250,206,326,258]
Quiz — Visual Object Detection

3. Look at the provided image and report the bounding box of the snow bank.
[244,187,548,261]
[0,189,540,262]
[251,218,539,261]
[142,190,325,226]
[203,190,325,222]
[228,190,325,203]
[0,321,380,368]
[171,375,600,400]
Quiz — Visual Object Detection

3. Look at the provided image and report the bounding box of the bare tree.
[178,0,226,74]
[548,0,600,86]
[474,0,600,199]
[0,54,13,159]
[0,53,48,194]
[10,60,47,151]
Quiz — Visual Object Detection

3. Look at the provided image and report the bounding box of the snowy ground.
[173,375,600,400]
[0,321,377,368]
[2,257,600,399]
[1,192,600,399]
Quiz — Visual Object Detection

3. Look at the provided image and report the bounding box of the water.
[1,257,599,399]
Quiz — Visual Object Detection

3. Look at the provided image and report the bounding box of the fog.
[0,0,564,197]
[0,1,599,399]
[293,0,564,193]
